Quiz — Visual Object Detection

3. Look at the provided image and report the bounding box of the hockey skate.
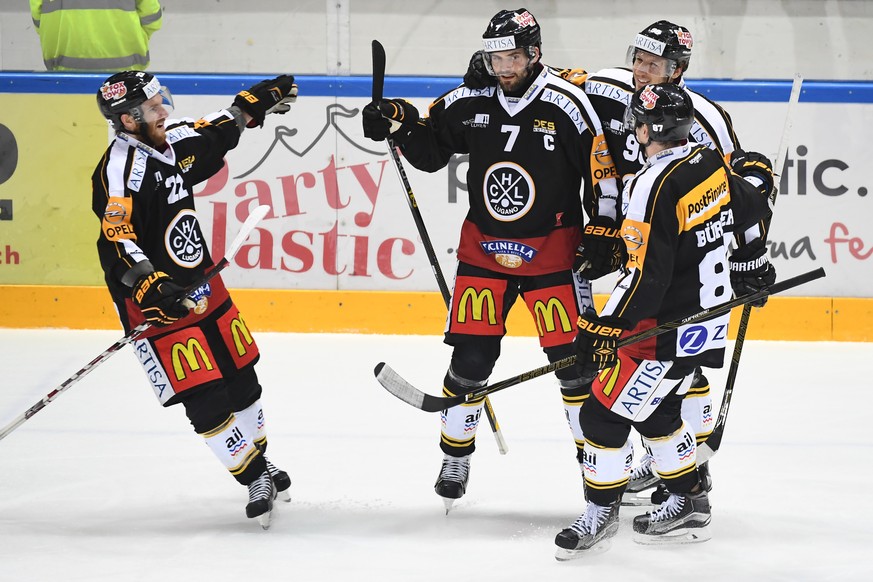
[651,462,712,505]
[554,501,620,560]
[434,454,471,514]
[621,453,660,506]
[245,470,277,529]
[264,457,291,502]
[632,490,711,544]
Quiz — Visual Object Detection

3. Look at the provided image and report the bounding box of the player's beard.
[140,121,168,150]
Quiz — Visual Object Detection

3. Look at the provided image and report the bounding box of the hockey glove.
[730,149,775,199]
[233,75,298,128]
[574,216,627,280]
[729,242,777,307]
[132,271,195,327]
[556,67,588,87]
[575,313,629,382]
[361,99,420,143]
[463,51,496,90]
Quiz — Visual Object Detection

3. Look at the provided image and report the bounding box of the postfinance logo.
[457,288,497,325]
[171,338,215,381]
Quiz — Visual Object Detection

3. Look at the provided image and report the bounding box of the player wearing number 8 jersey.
[362,8,621,512]
[554,83,774,557]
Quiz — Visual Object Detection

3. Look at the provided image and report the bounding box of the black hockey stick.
[0,205,270,442]
[698,74,804,462]
[375,267,825,413]
[371,39,508,453]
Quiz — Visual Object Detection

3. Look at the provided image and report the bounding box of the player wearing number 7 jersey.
[362,8,621,512]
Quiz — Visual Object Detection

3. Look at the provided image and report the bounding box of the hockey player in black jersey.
[92,71,297,528]
[586,20,776,507]
[554,83,775,558]
[362,8,621,512]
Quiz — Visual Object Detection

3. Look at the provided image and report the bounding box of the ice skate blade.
[621,490,655,507]
[277,489,291,503]
[256,510,273,530]
[633,525,711,545]
[554,539,613,561]
[442,497,456,514]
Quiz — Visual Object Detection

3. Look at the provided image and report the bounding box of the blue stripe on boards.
[1,72,871,103]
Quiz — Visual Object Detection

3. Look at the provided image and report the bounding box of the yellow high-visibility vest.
[30,0,163,71]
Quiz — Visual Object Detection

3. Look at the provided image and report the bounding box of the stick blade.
[371,39,386,102]
[374,363,461,413]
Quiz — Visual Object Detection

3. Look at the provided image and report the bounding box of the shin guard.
[200,414,265,485]
[582,438,633,506]
[440,368,487,456]
[642,421,698,494]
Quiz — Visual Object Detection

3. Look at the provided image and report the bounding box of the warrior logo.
[165,209,204,267]
[483,162,535,222]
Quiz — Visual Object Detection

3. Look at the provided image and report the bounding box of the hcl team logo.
[165,209,205,267]
[483,161,535,222]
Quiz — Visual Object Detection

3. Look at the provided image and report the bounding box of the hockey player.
[362,8,621,512]
[582,20,776,505]
[464,20,775,509]
[554,83,775,558]
[92,71,297,528]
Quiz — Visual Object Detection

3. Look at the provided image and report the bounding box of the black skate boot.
[621,453,660,506]
[434,454,471,514]
[245,470,277,529]
[264,457,291,502]
[632,490,711,544]
[651,461,712,505]
[554,501,621,560]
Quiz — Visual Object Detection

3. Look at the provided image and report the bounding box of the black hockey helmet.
[97,71,173,131]
[482,8,541,56]
[624,83,694,143]
[627,20,693,74]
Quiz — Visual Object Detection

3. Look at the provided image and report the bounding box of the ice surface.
[1,329,871,581]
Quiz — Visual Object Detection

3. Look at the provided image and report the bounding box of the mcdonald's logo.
[457,287,497,325]
[533,298,572,336]
[171,338,215,381]
[229,315,254,357]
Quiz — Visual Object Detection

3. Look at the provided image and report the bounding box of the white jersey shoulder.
[540,67,604,136]
[685,89,738,156]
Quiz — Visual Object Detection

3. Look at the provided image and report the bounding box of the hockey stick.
[698,74,804,462]
[371,39,509,454]
[375,267,825,413]
[0,205,270,442]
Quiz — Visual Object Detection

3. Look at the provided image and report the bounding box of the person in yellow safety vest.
[30,0,163,71]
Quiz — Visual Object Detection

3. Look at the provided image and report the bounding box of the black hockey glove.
[463,50,496,90]
[730,149,775,199]
[574,313,629,382]
[132,271,195,327]
[361,98,420,143]
[233,75,298,128]
[729,242,777,307]
[574,217,627,280]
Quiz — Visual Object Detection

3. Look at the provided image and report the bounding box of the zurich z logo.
[679,326,709,355]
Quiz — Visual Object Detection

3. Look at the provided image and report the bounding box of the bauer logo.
[165,209,205,267]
